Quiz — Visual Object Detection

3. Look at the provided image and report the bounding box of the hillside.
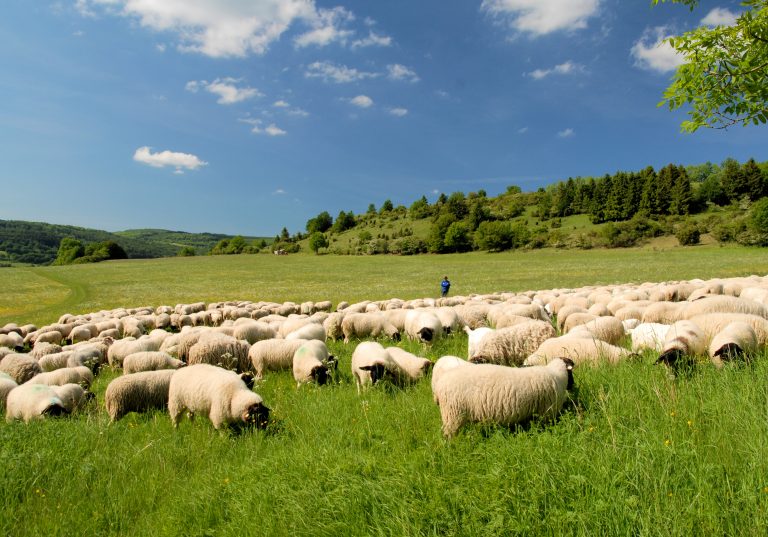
[0,220,269,265]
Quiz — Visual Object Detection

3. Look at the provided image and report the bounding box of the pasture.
[2,245,768,536]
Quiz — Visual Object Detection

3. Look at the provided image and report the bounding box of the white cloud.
[631,26,684,73]
[350,95,373,108]
[239,117,287,136]
[387,64,419,82]
[73,30,85,37]
[133,146,207,173]
[518,126,529,134]
[273,188,286,195]
[294,6,354,48]
[272,100,309,117]
[78,0,319,57]
[305,61,378,83]
[273,100,290,108]
[186,78,262,105]
[481,0,601,36]
[351,31,392,49]
[265,124,287,136]
[156,43,166,52]
[701,8,738,27]
[557,128,575,138]
[389,107,408,117]
[528,60,583,80]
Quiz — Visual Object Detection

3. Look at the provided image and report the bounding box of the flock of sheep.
[1,273,768,437]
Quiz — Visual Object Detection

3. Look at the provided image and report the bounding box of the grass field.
[2,245,768,536]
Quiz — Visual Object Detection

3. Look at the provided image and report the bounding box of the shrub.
[675,223,701,246]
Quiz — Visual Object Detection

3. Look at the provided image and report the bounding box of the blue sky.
[2,0,766,236]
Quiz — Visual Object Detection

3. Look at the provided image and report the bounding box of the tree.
[308,232,329,254]
[332,210,356,233]
[380,199,394,213]
[306,211,333,234]
[442,222,473,253]
[53,237,85,265]
[654,0,768,131]
[409,196,431,219]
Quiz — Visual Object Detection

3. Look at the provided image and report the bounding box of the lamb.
[385,346,432,383]
[708,322,758,368]
[469,321,556,366]
[6,384,67,422]
[168,364,270,430]
[292,340,336,386]
[656,320,708,368]
[26,366,94,388]
[249,339,307,379]
[187,332,250,372]
[432,358,575,438]
[630,323,671,352]
[123,352,186,374]
[104,369,177,421]
[342,313,400,343]
[0,372,18,411]
[404,311,443,343]
[350,341,404,394]
[430,356,472,403]
[463,326,494,360]
[524,335,632,366]
[0,354,43,384]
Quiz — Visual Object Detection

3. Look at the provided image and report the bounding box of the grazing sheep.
[630,323,671,352]
[656,320,708,367]
[292,340,336,387]
[469,321,556,366]
[231,321,276,344]
[452,304,490,329]
[386,346,432,383]
[249,339,307,379]
[525,335,632,366]
[188,332,250,372]
[681,295,768,320]
[0,347,13,360]
[708,322,758,368]
[26,366,94,388]
[5,383,71,422]
[34,331,63,346]
[463,326,494,360]
[342,313,400,343]
[68,325,93,344]
[123,352,186,375]
[49,383,93,413]
[351,341,404,394]
[323,312,346,341]
[39,352,74,372]
[0,354,43,384]
[432,358,575,438]
[567,316,626,346]
[285,322,326,341]
[689,313,768,346]
[28,342,63,360]
[104,369,177,422]
[404,311,443,343]
[430,356,472,403]
[0,332,24,351]
[168,364,270,430]
[0,372,18,411]
[641,302,685,324]
[107,337,162,367]
[434,307,464,334]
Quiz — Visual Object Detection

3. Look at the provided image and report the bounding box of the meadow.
[2,245,768,536]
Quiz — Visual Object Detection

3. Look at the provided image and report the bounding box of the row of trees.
[53,238,128,265]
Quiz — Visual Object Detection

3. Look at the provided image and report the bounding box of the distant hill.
[0,220,269,265]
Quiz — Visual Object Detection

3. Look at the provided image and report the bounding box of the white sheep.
[469,321,556,366]
[0,332,24,351]
[404,310,443,343]
[0,372,18,411]
[430,356,472,403]
[249,339,307,379]
[432,358,574,438]
[688,313,768,346]
[26,366,94,388]
[323,312,346,341]
[524,335,632,366]
[285,322,326,341]
[463,326,494,360]
[29,342,64,360]
[168,364,270,430]
[708,322,758,368]
[0,354,43,384]
[342,313,400,343]
[107,336,162,367]
[123,351,186,375]
[187,332,251,372]
[567,316,626,345]
[104,369,177,421]
[231,321,276,344]
[5,383,91,422]
[681,295,768,320]
[292,340,336,387]
[630,323,671,352]
[350,341,404,394]
[656,320,708,368]
[385,346,432,383]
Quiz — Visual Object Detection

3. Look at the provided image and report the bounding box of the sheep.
[28,342,63,360]
[323,312,346,341]
[0,347,13,360]
[463,326,494,360]
[630,323,671,352]
[34,331,63,346]
[524,335,632,366]
[285,322,326,341]
[688,313,768,346]
[642,302,685,324]
[231,321,276,344]
[656,320,708,368]
[0,354,43,384]
[432,358,574,438]
[434,307,464,334]
[5,383,76,422]
[68,325,94,344]
[385,346,432,383]
[341,313,400,343]
[681,295,768,320]
[452,304,490,329]
[567,316,626,346]
[38,352,73,372]
[66,343,108,371]
[708,322,758,368]
[430,356,472,403]
[123,352,186,374]
[404,311,443,343]
[350,341,404,394]
[104,369,177,421]
[0,372,18,411]
[0,332,24,351]
[26,366,94,388]
[249,339,307,379]
[107,337,162,367]
[292,340,336,387]
[469,321,556,366]
[168,364,270,430]
[277,316,313,338]
[562,313,599,334]
[187,332,250,372]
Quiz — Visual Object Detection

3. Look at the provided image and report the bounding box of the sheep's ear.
[561,357,575,371]
[359,365,374,371]
[714,343,742,361]
[656,349,681,367]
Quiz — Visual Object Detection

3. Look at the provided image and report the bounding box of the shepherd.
[441,276,451,298]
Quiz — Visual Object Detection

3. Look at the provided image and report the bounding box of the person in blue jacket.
[441,276,451,297]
